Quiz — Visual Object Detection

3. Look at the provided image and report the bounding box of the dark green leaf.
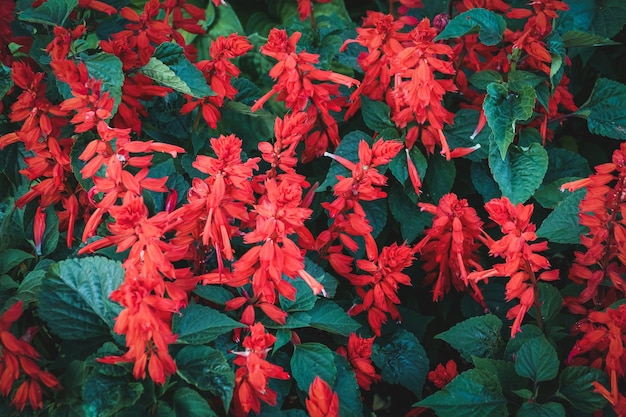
[562,30,620,47]
[19,0,78,26]
[41,204,60,256]
[175,345,234,410]
[527,283,563,323]
[193,284,234,306]
[82,53,124,115]
[514,336,559,382]
[83,374,143,417]
[445,109,491,162]
[436,314,503,362]
[389,145,428,186]
[518,402,565,417]
[0,249,33,274]
[304,257,338,299]
[173,388,218,417]
[319,130,372,190]
[416,369,507,417]
[471,161,501,202]
[333,354,363,417]
[544,148,592,184]
[534,177,582,209]
[362,199,387,238]
[39,257,124,340]
[0,64,12,100]
[372,330,429,397]
[508,70,546,93]
[537,188,586,244]
[308,299,360,336]
[472,357,525,395]
[424,154,456,202]
[172,303,245,344]
[489,142,548,204]
[360,96,394,131]
[290,343,337,393]
[566,0,626,39]
[504,324,543,360]
[388,184,432,243]
[469,71,503,90]
[13,269,45,306]
[576,78,626,139]
[280,277,316,312]
[557,366,609,412]
[435,9,506,46]
[483,83,536,158]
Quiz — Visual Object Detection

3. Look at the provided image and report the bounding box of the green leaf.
[472,357,525,395]
[561,30,620,47]
[193,284,234,306]
[83,374,143,417]
[483,83,536,158]
[0,64,12,100]
[0,249,33,274]
[424,154,456,202]
[436,314,503,362]
[471,161,501,202]
[416,369,508,417]
[319,130,371,190]
[308,299,361,336]
[172,303,245,344]
[141,43,214,98]
[175,345,235,410]
[514,336,559,382]
[508,70,546,93]
[39,257,124,340]
[290,343,337,393]
[566,0,626,39]
[445,109,491,162]
[360,96,394,131]
[19,0,78,26]
[518,402,565,417]
[173,388,218,417]
[389,145,428,186]
[388,184,432,243]
[280,277,316,312]
[534,177,581,209]
[372,330,429,397]
[13,269,45,306]
[527,283,563,323]
[544,148,592,184]
[537,188,586,244]
[557,366,609,412]
[469,71,503,90]
[435,9,506,46]
[504,324,543,360]
[362,199,387,238]
[576,78,626,139]
[82,53,124,115]
[489,142,548,204]
[333,354,363,417]
[41,204,60,256]
[304,257,338,299]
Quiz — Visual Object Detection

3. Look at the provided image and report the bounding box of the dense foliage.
[1,0,626,415]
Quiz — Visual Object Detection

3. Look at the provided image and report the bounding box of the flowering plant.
[1,0,626,415]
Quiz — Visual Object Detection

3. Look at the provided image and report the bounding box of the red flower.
[427,360,458,389]
[306,376,340,417]
[231,323,290,417]
[337,334,380,390]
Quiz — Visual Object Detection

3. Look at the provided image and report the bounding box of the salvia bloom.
[427,360,459,389]
[337,333,380,390]
[306,376,340,417]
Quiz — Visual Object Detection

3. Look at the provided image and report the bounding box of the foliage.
[1,0,626,415]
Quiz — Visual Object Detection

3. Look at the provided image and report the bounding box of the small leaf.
[0,64,12,100]
[82,53,124,115]
[483,83,536,158]
[308,299,361,336]
[333,354,363,417]
[19,0,78,26]
[518,402,565,417]
[415,369,508,417]
[537,188,586,244]
[172,303,245,344]
[0,249,33,274]
[435,9,506,46]
[557,366,609,412]
[39,257,124,340]
[175,345,235,410]
[436,314,503,362]
[290,343,337,393]
[489,142,548,204]
[372,330,429,397]
[576,78,626,139]
[360,96,394,131]
[514,336,559,382]
[561,30,620,47]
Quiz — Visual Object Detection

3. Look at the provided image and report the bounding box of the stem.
[192,108,202,131]
[525,259,544,333]
[310,4,317,31]
[389,0,395,18]
[547,112,576,125]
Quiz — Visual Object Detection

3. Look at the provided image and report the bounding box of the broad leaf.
[389,145,428,186]
[537,188,586,244]
[333,354,363,417]
[19,0,78,26]
[543,148,591,184]
[518,402,565,417]
[193,284,234,306]
[308,299,361,336]
[435,9,506,46]
[172,303,245,344]
[372,330,429,397]
[362,199,387,238]
[82,53,124,115]
[576,78,626,139]
[483,83,536,158]
[360,96,394,131]
[416,369,508,417]
[83,374,143,417]
[0,64,12,100]
[175,345,234,410]
[436,314,503,362]
[388,184,432,243]
[173,388,218,417]
[566,0,626,39]
[527,283,563,323]
[444,109,491,162]
[40,257,124,340]
[319,131,371,190]
[489,142,549,204]
[280,277,316,313]
[469,71,503,90]
[0,249,33,274]
[557,366,609,412]
[514,336,559,382]
[290,343,337,393]
[472,357,525,395]
[561,30,620,47]
[424,154,456,202]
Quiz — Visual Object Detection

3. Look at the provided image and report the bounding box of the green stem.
[525,259,544,333]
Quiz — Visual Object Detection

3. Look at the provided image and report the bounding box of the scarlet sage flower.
[468,197,558,337]
[45,25,86,61]
[0,301,61,412]
[306,376,340,417]
[296,0,332,20]
[415,193,487,308]
[427,360,458,389]
[560,142,626,308]
[337,334,380,390]
[231,323,290,417]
